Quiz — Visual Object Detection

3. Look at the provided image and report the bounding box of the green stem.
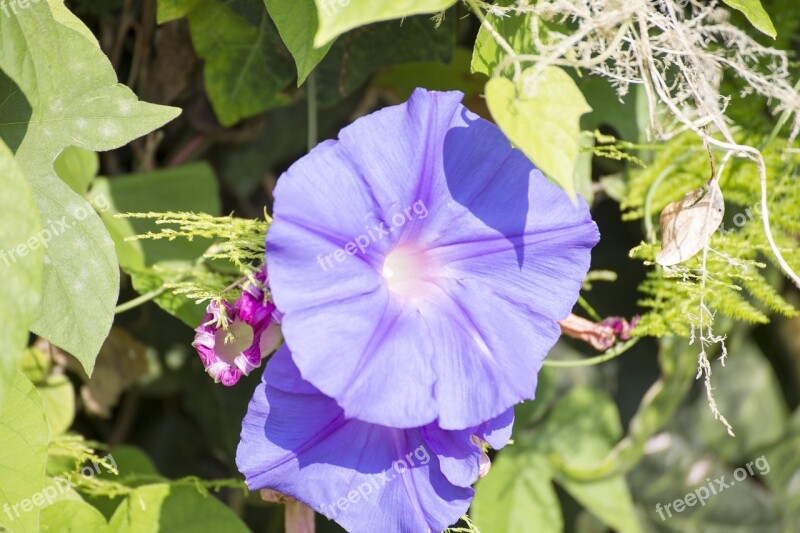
[576,295,602,321]
[114,286,167,314]
[307,70,318,152]
[543,337,639,368]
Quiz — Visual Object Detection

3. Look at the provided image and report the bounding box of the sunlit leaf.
[40,500,111,533]
[37,375,76,437]
[54,146,99,196]
[486,66,592,200]
[312,0,456,46]
[722,0,777,38]
[0,372,49,533]
[0,1,180,373]
[472,451,562,533]
[109,484,249,532]
[0,140,42,409]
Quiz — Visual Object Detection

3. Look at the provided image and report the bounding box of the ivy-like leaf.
[486,66,592,200]
[315,13,455,106]
[540,388,642,533]
[109,484,250,532]
[0,140,42,409]
[472,451,563,533]
[0,372,49,533]
[40,500,111,533]
[722,0,777,38]
[185,0,295,126]
[265,0,333,85]
[312,0,456,46]
[157,0,191,23]
[470,0,532,77]
[37,374,76,437]
[54,146,99,197]
[0,1,180,373]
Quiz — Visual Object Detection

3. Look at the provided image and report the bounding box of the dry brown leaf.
[656,179,724,266]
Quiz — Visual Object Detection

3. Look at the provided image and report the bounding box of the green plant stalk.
[548,337,697,480]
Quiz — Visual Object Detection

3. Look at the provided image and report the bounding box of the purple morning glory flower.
[237,346,513,533]
[192,267,281,386]
[265,88,599,429]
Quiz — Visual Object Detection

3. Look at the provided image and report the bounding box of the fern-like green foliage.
[623,134,799,337]
[588,131,646,168]
[119,212,270,304]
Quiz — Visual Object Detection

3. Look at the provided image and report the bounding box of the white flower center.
[382,247,433,298]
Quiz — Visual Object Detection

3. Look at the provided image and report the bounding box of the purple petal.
[266,88,598,429]
[475,406,515,450]
[237,347,473,533]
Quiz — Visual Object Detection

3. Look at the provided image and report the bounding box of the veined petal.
[266,88,599,428]
[237,347,473,533]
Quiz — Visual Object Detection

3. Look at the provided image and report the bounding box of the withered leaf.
[656,179,724,266]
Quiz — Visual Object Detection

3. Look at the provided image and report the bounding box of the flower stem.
[307,70,318,152]
[114,286,167,314]
[577,295,602,321]
[543,337,639,368]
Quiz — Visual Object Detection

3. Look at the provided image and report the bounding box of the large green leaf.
[37,374,76,437]
[88,163,220,326]
[315,13,455,106]
[265,0,333,85]
[372,48,485,101]
[0,372,49,533]
[540,388,642,533]
[157,0,191,23]
[470,0,532,77]
[0,1,180,373]
[185,0,294,126]
[53,146,99,197]
[40,500,111,533]
[722,0,776,38]
[109,484,249,532]
[486,66,592,200]
[312,0,456,46]
[677,339,787,463]
[0,140,42,409]
[628,433,780,530]
[472,451,562,533]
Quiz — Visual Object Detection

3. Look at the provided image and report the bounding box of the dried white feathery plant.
[469,0,800,435]
[474,0,800,287]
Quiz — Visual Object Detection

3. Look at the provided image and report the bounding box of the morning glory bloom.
[265,88,599,429]
[192,267,281,386]
[237,346,513,533]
